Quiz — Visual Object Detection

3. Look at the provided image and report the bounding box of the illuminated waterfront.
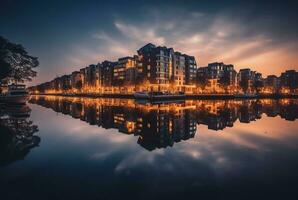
[2,0,298,199]
[1,96,298,199]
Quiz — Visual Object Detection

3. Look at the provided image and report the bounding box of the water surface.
[1,97,298,199]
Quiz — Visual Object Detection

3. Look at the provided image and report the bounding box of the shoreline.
[30,93,298,100]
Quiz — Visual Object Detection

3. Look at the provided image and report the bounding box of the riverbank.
[30,93,298,100]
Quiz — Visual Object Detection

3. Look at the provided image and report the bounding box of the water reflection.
[0,97,297,199]
[0,103,40,167]
[29,96,298,151]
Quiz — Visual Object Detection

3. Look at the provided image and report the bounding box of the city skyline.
[29,43,298,95]
[1,0,298,86]
[29,42,298,86]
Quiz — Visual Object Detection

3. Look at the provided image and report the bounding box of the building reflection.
[29,96,298,151]
[0,104,40,167]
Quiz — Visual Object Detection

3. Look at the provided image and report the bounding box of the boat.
[136,98,185,105]
[134,91,186,100]
[0,84,30,104]
[2,104,31,118]
[134,91,150,99]
[234,93,257,98]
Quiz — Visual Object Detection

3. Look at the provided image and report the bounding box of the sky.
[1,0,298,85]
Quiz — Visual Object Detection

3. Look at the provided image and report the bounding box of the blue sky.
[1,0,298,85]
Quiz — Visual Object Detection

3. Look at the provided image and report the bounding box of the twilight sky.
[1,0,298,85]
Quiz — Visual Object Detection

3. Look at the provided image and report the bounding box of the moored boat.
[134,92,150,99]
[0,84,30,104]
[134,91,186,100]
[234,93,257,98]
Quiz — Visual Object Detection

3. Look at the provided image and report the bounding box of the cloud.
[57,7,298,84]
[114,21,165,45]
[63,20,168,71]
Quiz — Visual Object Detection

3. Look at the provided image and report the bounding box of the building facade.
[184,55,197,85]
[29,43,296,96]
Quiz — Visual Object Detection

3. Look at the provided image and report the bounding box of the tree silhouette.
[0,36,39,83]
[0,61,11,81]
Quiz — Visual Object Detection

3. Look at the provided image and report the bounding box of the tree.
[0,36,39,83]
[0,60,11,81]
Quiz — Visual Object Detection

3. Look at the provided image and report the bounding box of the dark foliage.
[0,36,39,83]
